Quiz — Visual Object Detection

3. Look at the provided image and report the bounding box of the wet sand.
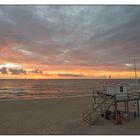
[0,96,140,134]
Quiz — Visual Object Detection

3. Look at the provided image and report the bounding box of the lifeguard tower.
[82,81,140,125]
[103,81,128,100]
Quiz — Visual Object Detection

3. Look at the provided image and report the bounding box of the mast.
[134,57,138,91]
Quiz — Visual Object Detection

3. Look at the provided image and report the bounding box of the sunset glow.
[0,6,140,79]
[0,63,21,68]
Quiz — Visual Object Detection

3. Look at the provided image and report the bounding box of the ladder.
[82,94,114,125]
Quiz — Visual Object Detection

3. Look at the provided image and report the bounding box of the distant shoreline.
[0,93,91,102]
[0,79,138,102]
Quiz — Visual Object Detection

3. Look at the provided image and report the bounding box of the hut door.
[120,86,124,92]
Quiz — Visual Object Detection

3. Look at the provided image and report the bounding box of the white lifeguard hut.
[82,80,140,125]
[103,81,129,100]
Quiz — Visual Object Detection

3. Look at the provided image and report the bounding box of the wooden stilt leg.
[137,100,139,116]
[114,99,117,123]
[100,105,102,115]
[82,112,85,121]
[124,101,127,113]
[126,101,129,121]
[90,112,91,124]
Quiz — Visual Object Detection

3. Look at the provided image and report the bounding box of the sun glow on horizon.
[0,66,139,79]
[0,63,21,68]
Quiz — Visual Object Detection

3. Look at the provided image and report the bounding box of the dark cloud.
[0,67,46,76]
[58,73,84,78]
[9,68,27,75]
[0,6,140,71]
[28,69,47,76]
[0,67,8,74]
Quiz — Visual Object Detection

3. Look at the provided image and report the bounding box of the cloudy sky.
[0,5,140,79]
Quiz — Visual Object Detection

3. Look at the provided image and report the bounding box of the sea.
[0,79,139,100]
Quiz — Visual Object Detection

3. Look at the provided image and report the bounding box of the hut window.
[120,86,123,92]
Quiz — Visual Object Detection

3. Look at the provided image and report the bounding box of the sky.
[0,5,140,79]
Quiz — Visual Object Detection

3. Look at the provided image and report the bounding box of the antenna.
[134,57,138,91]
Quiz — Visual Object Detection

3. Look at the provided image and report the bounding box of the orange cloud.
[0,41,139,79]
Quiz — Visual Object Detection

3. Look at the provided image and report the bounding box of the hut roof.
[102,81,129,87]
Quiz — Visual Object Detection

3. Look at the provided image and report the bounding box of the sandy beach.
[0,96,140,135]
